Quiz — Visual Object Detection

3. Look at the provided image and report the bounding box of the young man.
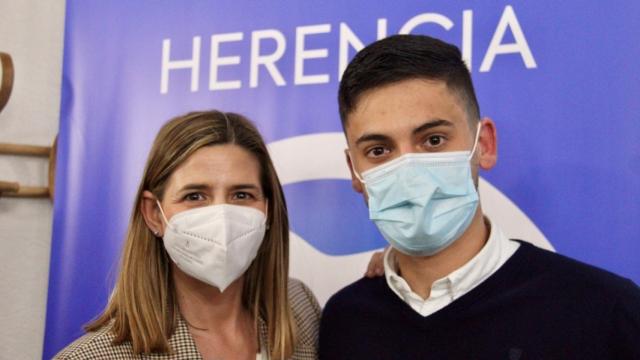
[319,34,640,359]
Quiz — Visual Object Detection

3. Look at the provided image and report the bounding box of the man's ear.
[141,190,165,237]
[477,117,497,170]
[345,149,364,194]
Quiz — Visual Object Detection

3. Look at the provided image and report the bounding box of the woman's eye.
[233,192,255,200]
[184,193,205,201]
[366,146,389,158]
[425,135,446,148]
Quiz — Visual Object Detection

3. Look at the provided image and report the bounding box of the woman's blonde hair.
[87,110,296,358]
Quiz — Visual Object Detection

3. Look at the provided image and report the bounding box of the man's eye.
[366,146,389,158]
[425,135,445,148]
[184,193,205,201]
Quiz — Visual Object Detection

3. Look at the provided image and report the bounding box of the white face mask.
[156,201,267,292]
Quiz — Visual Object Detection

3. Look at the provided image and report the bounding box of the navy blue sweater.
[319,241,640,359]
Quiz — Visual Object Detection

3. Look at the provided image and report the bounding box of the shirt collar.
[383,217,512,302]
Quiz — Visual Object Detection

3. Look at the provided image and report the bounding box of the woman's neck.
[172,265,249,332]
[172,266,259,359]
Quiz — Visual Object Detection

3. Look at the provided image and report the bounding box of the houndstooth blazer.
[54,279,321,359]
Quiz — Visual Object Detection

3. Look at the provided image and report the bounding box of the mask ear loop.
[467,122,483,161]
[347,150,367,184]
[264,198,270,229]
[155,199,172,231]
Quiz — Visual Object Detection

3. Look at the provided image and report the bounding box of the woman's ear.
[477,117,498,170]
[141,190,164,237]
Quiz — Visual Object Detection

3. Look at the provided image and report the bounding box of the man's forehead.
[345,85,470,142]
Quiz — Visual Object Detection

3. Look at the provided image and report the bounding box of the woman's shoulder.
[288,278,321,320]
[53,323,137,359]
[287,278,321,347]
[288,278,319,307]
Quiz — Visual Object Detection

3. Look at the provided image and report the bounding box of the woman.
[55,110,320,359]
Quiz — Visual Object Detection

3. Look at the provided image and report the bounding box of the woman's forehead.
[168,144,262,190]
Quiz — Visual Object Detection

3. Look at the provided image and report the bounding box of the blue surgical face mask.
[351,125,481,256]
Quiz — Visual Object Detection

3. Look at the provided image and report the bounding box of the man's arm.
[608,279,640,358]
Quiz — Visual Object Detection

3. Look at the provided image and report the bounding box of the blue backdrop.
[45,1,640,358]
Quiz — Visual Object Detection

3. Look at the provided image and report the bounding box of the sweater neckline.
[378,239,534,327]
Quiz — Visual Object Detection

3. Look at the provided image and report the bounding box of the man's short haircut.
[338,34,481,129]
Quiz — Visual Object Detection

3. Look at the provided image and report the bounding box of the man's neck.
[394,208,489,299]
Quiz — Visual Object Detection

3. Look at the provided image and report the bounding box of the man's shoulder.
[512,241,640,358]
[515,241,638,297]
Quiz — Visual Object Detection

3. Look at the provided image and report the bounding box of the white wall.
[0,1,66,359]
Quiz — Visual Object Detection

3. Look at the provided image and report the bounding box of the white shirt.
[383,218,519,317]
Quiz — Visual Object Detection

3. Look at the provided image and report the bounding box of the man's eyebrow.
[355,133,392,146]
[412,119,454,135]
[354,119,454,146]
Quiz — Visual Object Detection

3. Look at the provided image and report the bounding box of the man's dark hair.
[338,34,480,129]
